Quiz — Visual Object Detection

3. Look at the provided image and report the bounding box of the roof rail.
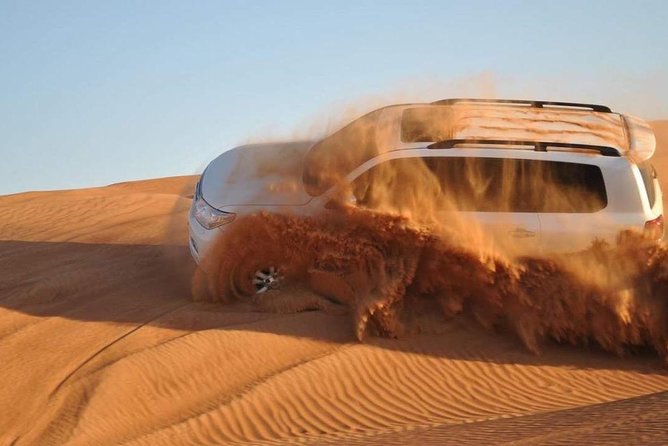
[427,139,621,157]
[430,98,612,113]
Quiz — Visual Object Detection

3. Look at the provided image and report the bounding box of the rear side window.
[351,157,607,213]
[638,162,657,208]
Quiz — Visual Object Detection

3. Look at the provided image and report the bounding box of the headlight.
[192,181,236,229]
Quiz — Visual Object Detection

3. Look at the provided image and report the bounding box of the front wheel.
[209,213,312,301]
[253,267,282,294]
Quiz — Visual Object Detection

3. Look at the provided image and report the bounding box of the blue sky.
[1,0,667,195]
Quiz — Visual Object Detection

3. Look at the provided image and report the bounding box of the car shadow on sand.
[0,239,666,375]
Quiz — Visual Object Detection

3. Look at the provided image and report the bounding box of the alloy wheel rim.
[253,267,281,294]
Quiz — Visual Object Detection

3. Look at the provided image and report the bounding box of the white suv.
[189,99,664,288]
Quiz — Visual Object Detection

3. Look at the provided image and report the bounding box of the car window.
[638,162,657,208]
[351,157,607,213]
[303,109,383,196]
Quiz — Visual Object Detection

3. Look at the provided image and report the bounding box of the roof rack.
[427,139,621,157]
[430,98,612,113]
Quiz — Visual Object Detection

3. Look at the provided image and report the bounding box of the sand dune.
[0,122,667,444]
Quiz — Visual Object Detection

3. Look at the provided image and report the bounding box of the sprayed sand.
[195,210,668,359]
[0,122,667,444]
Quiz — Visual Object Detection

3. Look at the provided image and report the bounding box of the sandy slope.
[0,122,667,445]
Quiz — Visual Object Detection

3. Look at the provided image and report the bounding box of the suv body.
[189,99,663,263]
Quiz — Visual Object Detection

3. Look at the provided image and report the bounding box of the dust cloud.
[193,207,668,362]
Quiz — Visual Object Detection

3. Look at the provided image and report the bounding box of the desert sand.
[0,122,667,445]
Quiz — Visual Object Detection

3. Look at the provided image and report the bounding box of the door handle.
[509,227,536,238]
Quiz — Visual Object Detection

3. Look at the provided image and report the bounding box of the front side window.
[351,157,607,213]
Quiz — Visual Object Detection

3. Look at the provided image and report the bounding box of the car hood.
[201,141,316,209]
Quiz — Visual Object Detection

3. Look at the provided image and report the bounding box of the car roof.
[302,99,656,196]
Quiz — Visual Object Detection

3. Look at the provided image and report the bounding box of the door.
[464,211,541,256]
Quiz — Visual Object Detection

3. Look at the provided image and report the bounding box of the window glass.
[303,110,383,196]
[638,162,656,208]
[351,157,607,213]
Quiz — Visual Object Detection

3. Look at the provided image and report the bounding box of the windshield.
[302,109,384,196]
